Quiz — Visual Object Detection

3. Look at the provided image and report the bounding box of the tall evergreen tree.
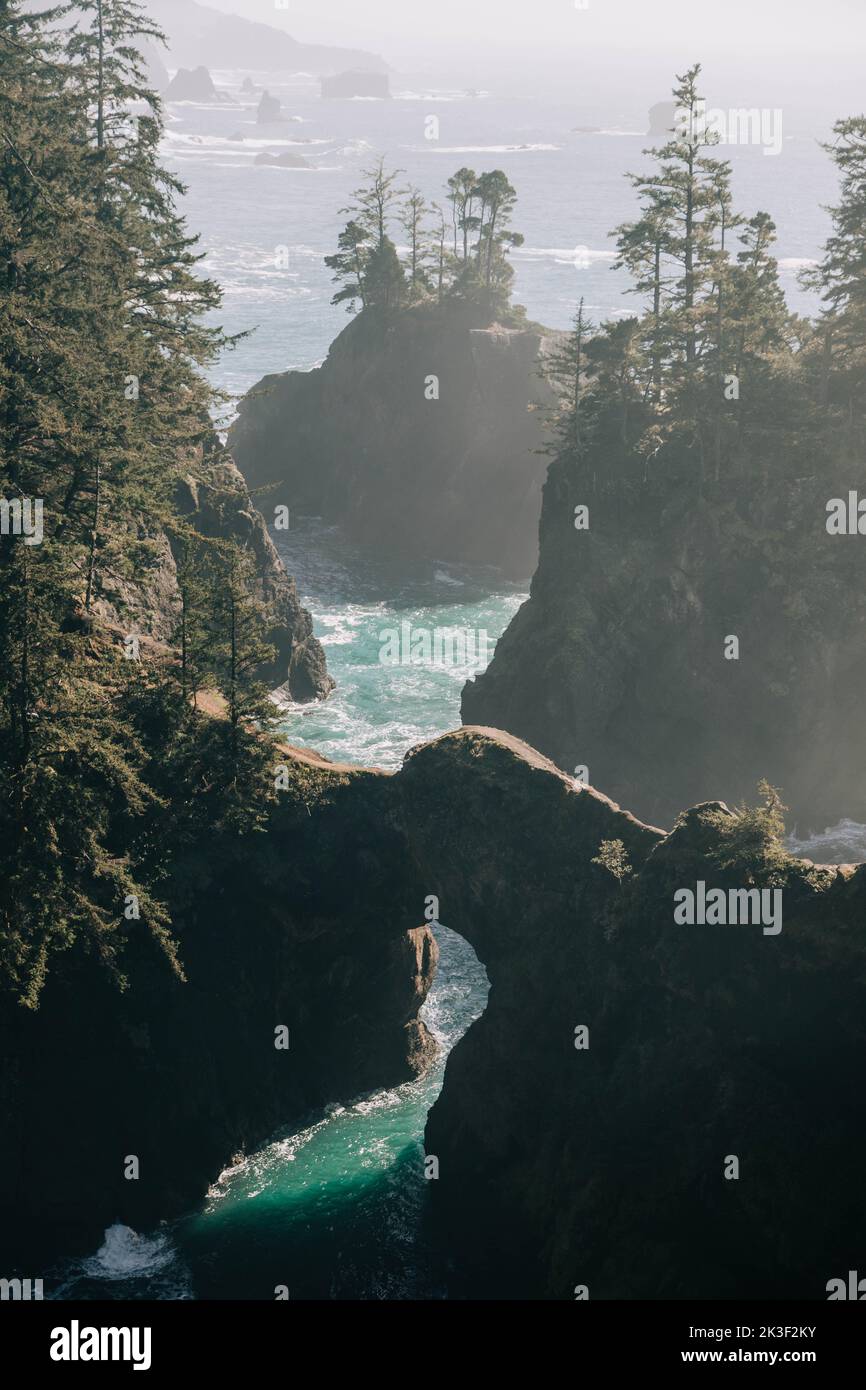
[546,298,597,454]
[400,186,432,299]
[804,116,866,413]
[0,0,237,1006]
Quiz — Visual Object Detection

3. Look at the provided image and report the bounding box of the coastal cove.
[4,3,866,1307]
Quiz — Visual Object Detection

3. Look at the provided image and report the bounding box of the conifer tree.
[446,167,479,261]
[546,298,597,454]
[622,65,733,399]
[325,219,371,311]
[329,159,406,312]
[210,544,278,762]
[805,116,866,413]
[0,0,228,1005]
[401,186,432,299]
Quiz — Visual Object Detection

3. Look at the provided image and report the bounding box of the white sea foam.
[84,1225,176,1278]
[394,90,489,102]
[515,245,616,265]
[163,132,330,150]
[49,1224,193,1300]
[787,819,866,865]
[414,143,559,154]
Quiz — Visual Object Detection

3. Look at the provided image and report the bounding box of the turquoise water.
[272,518,527,767]
[50,923,488,1300]
[48,516,517,1299]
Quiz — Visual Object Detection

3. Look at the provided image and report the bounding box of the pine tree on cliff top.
[327,159,524,319]
[328,157,406,312]
[615,66,732,405]
[605,63,792,474]
[545,298,597,456]
[805,116,866,418]
[401,186,434,301]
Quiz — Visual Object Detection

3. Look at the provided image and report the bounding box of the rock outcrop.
[2,726,864,1297]
[254,151,310,169]
[256,91,282,124]
[0,747,436,1266]
[165,65,223,103]
[93,447,332,701]
[463,444,866,831]
[230,304,559,579]
[402,730,866,1299]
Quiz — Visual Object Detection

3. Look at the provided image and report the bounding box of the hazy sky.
[202,0,864,60]
[193,0,866,114]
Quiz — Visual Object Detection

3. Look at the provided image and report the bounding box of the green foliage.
[327,158,524,319]
[0,1,282,1006]
[552,61,866,501]
[545,299,597,455]
[702,782,791,879]
[591,839,634,885]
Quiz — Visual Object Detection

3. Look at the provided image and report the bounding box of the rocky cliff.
[406,730,866,1299]
[3,727,864,1297]
[92,446,332,701]
[0,744,435,1266]
[462,445,866,832]
[144,0,387,75]
[229,305,559,580]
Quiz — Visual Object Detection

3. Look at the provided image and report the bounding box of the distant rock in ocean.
[321,70,391,100]
[648,99,678,137]
[254,151,311,169]
[165,65,225,103]
[257,90,283,123]
[241,76,259,94]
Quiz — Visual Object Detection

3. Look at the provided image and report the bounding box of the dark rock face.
[321,71,390,100]
[165,66,221,103]
[93,451,333,702]
[230,305,559,580]
[402,729,866,1300]
[3,727,863,1295]
[463,461,866,832]
[0,757,436,1266]
[175,455,333,700]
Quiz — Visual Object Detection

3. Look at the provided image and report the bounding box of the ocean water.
[272,518,526,767]
[50,925,487,1301]
[166,70,837,402]
[46,69,866,1300]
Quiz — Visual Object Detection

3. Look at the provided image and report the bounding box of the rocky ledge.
[92,445,333,702]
